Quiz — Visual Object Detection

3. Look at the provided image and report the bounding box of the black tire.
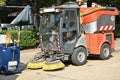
[71,47,87,66]
[100,43,111,60]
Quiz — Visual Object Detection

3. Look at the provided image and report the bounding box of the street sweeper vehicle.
[27,2,118,70]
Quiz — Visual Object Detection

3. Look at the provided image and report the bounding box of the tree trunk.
[87,0,92,7]
[34,0,40,29]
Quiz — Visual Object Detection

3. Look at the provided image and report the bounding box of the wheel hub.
[103,48,109,57]
[77,52,85,62]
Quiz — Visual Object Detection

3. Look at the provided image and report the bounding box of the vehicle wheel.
[71,47,87,66]
[100,43,111,60]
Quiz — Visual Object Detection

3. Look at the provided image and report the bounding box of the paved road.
[0,38,120,80]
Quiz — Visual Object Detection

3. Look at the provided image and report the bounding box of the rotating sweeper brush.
[27,59,46,69]
[27,52,65,70]
[27,53,46,69]
[42,60,65,71]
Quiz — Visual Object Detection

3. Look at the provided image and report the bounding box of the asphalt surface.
[0,38,120,80]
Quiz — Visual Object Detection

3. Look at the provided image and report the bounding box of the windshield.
[40,13,61,52]
[40,13,60,33]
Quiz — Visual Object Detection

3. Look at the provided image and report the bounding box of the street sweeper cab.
[27,2,118,70]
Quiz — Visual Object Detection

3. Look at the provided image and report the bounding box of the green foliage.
[0,30,39,49]
[20,30,39,49]
[5,0,120,9]
[38,0,56,7]
[38,0,120,9]
[114,24,120,37]
[0,0,6,6]
[92,0,120,9]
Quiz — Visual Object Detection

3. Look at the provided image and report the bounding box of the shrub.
[0,30,39,49]
[114,24,120,37]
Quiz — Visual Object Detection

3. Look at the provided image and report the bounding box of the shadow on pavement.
[20,62,27,71]
[63,55,114,67]
[0,62,26,80]
[87,55,113,60]
[0,74,19,80]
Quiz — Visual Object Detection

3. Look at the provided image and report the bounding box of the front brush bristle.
[27,60,46,69]
[42,60,65,71]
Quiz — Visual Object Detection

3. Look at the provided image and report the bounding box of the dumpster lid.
[0,35,13,44]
